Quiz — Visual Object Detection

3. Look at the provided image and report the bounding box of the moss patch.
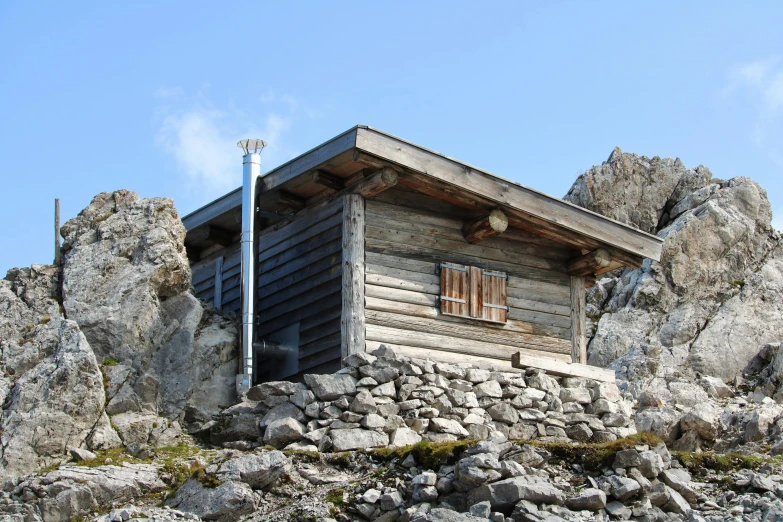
[102,357,118,367]
[674,451,781,476]
[371,439,478,469]
[530,432,664,471]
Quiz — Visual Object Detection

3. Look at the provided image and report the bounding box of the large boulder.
[567,150,780,384]
[60,190,238,418]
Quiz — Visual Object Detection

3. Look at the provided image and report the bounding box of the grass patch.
[325,488,345,506]
[371,439,478,469]
[530,432,664,471]
[674,452,781,476]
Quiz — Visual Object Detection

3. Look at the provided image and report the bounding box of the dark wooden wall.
[255,198,344,379]
[363,190,574,366]
[191,244,242,313]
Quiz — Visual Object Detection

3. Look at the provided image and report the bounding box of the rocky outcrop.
[566,149,781,383]
[0,190,239,479]
[61,191,238,419]
[0,320,105,479]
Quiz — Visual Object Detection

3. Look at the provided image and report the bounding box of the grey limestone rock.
[565,488,607,511]
[330,428,389,451]
[304,373,358,401]
[0,320,106,479]
[215,450,289,489]
[165,478,256,522]
[468,475,566,510]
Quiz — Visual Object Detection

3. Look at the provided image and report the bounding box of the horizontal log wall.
[364,197,573,365]
[191,245,242,312]
[256,198,344,378]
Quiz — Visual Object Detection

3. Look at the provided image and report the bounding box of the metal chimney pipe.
[237,139,266,393]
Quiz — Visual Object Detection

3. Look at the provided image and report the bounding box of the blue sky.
[1,2,782,275]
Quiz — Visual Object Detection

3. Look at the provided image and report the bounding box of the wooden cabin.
[183,127,663,384]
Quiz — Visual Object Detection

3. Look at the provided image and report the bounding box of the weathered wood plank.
[570,276,587,364]
[258,211,342,263]
[256,293,342,338]
[258,254,342,297]
[508,307,572,329]
[257,239,341,287]
[365,284,438,307]
[298,347,341,373]
[367,209,572,262]
[568,249,611,277]
[366,310,571,354]
[366,324,572,363]
[504,295,570,317]
[364,296,570,339]
[190,225,235,247]
[366,252,437,275]
[257,198,343,251]
[366,199,464,230]
[341,193,365,359]
[367,342,526,373]
[257,264,342,313]
[463,209,508,244]
[507,276,571,298]
[512,352,615,382]
[366,272,441,294]
[312,169,345,191]
[365,238,570,285]
[366,225,567,272]
[366,263,440,285]
[258,225,342,273]
[300,318,342,349]
[300,304,342,333]
[258,278,342,325]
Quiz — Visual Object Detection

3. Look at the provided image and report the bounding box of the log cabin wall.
[363,190,575,366]
[255,197,345,379]
[191,244,242,313]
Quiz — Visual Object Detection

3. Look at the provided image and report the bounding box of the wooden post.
[214,256,224,310]
[54,198,61,265]
[570,276,587,364]
[341,193,366,360]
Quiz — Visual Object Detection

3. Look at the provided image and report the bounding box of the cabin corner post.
[570,275,587,364]
[341,193,366,360]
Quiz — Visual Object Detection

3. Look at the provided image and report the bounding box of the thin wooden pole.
[214,256,224,310]
[54,198,61,265]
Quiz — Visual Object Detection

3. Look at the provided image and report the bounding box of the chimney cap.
[238,139,267,155]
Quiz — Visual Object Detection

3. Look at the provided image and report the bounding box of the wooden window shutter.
[441,263,507,323]
[440,263,469,317]
[478,268,507,323]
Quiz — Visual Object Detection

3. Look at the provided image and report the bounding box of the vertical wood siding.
[364,197,573,364]
[191,245,242,313]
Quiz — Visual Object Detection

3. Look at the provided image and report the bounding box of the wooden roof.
[183,126,663,267]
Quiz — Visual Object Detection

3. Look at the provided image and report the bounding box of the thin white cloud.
[155,93,301,196]
[729,57,783,112]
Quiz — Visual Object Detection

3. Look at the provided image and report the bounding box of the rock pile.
[204,347,636,452]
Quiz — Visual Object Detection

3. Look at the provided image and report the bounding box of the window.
[440,262,507,323]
